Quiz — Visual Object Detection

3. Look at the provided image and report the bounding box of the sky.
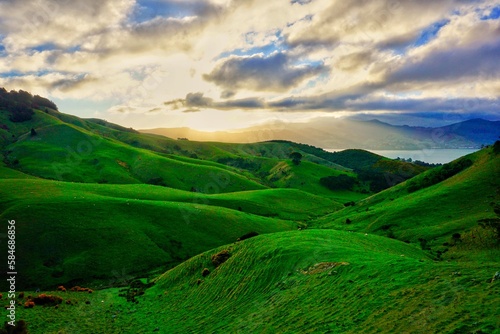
[0,0,499,131]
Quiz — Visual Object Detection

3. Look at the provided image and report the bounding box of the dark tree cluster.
[493,140,500,155]
[395,157,442,168]
[289,152,303,165]
[320,174,357,191]
[217,157,261,171]
[0,88,58,123]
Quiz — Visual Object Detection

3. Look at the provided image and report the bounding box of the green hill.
[13,230,499,333]
[312,146,500,258]
[0,170,344,289]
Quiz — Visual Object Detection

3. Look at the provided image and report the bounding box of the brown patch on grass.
[302,262,350,275]
[211,250,231,268]
[116,159,130,170]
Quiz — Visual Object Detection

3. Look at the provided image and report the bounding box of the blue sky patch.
[414,20,449,47]
[481,6,500,20]
[0,70,25,78]
[216,37,286,60]
[1,69,54,78]
[31,43,58,52]
[131,0,202,23]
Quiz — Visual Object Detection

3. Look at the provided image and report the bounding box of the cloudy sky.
[0,0,499,131]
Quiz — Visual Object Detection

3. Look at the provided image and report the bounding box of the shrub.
[201,268,210,277]
[24,301,34,309]
[33,294,63,306]
[211,250,231,268]
[70,286,92,293]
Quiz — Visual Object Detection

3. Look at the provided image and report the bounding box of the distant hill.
[141,117,500,149]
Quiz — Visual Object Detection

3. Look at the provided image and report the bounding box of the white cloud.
[0,0,499,129]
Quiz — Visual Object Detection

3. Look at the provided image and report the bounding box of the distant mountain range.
[141,118,500,150]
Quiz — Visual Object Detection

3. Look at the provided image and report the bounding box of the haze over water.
[325,149,479,164]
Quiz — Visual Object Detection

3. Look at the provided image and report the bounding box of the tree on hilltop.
[289,152,303,165]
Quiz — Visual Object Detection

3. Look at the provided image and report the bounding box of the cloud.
[386,41,500,84]
[203,52,327,92]
[336,51,374,72]
[0,0,134,53]
[164,92,266,111]
[1,0,499,129]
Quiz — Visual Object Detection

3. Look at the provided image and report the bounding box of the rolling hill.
[312,145,500,258]
[12,229,499,333]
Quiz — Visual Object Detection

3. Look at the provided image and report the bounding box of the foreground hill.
[14,230,499,333]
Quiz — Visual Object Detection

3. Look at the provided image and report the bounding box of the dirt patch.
[302,262,349,275]
[116,159,130,170]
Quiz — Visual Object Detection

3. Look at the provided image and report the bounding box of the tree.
[289,152,303,165]
[493,140,500,155]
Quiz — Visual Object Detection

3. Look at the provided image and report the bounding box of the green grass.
[0,176,304,289]
[11,230,500,333]
[312,147,500,257]
[5,122,267,191]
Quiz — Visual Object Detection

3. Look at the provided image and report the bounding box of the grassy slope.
[14,230,499,333]
[0,191,296,289]
[5,123,266,192]
[312,147,500,255]
[1,108,370,200]
[2,170,344,289]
